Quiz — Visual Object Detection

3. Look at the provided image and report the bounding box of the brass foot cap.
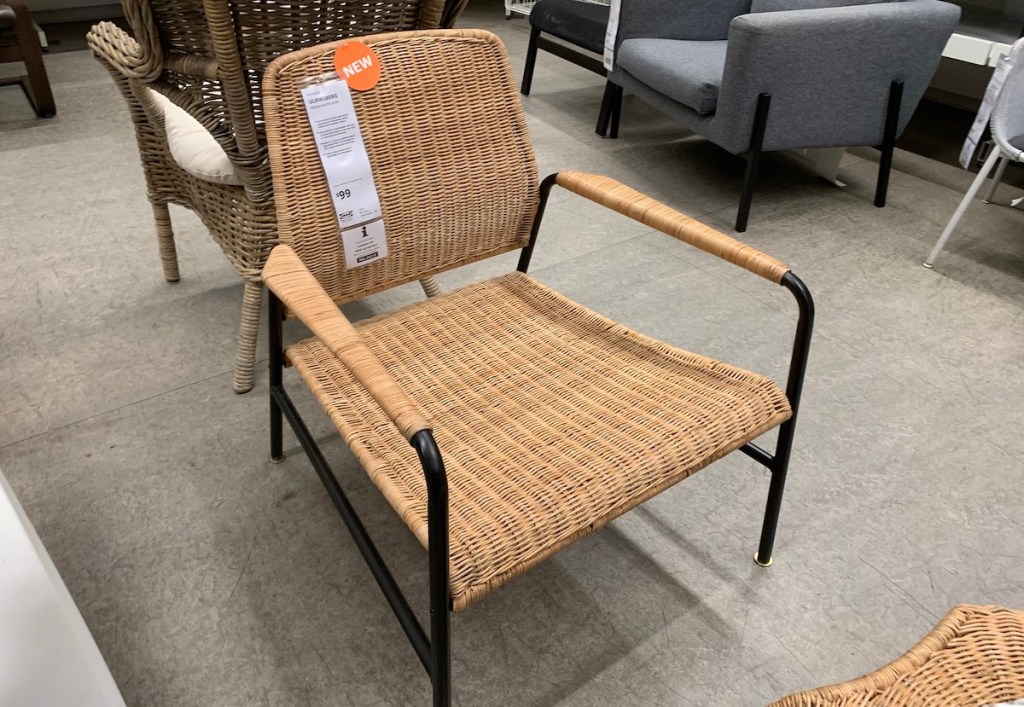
[753,552,773,568]
[269,455,286,464]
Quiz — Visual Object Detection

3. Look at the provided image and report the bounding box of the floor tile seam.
[0,367,234,453]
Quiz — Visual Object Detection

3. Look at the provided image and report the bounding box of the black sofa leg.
[596,81,615,137]
[609,83,623,139]
[875,80,903,208]
[521,27,540,96]
[736,92,771,233]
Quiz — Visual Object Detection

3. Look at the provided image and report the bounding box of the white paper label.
[341,219,388,269]
[603,0,621,70]
[960,55,1012,169]
[301,78,387,268]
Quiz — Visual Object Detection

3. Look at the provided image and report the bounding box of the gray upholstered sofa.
[600,0,960,230]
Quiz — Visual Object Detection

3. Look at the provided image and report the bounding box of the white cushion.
[148,89,242,186]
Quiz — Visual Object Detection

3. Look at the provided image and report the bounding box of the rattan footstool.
[771,604,1024,707]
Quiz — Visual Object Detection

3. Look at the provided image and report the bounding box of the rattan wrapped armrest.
[86,21,161,81]
[554,171,790,284]
[263,245,430,441]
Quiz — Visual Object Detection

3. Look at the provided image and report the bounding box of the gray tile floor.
[2,4,1024,706]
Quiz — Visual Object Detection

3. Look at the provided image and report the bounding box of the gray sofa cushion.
[750,0,888,11]
[616,39,728,115]
[530,0,611,54]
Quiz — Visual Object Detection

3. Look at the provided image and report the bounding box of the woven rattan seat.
[771,604,1024,706]
[260,30,814,703]
[287,272,791,610]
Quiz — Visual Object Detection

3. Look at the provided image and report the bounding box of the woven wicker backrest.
[140,0,441,67]
[121,0,444,156]
[262,30,540,305]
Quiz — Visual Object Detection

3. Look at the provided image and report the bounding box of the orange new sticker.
[333,41,381,92]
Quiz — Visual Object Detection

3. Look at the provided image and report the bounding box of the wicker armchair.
[86,0,452,393]
[261,29,813,705]
[771,604,1024,706]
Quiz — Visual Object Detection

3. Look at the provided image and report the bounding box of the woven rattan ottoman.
[771,604,1024,706]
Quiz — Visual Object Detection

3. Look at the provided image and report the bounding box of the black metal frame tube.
[536,34,606,76]
[272,385,433,670]
[875,80,904,208]
[736,92,771,233]
[269,291,284,462]
[517,173,558,273]
[739,441,773,468]
[754,271,814,565]
[411,430,451,707]
[520,27,540,96]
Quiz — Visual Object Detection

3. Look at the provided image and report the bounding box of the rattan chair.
[261,29,814,705]
[771,604,1024,706]
[85,0,453,393]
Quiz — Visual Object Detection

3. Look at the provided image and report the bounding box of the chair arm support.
[554,171,790,284]
[85,21,162,81]
[165,52,220,82]
[263,245,431,442]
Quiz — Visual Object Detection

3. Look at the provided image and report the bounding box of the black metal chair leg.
[875,80,904,208]
[412,431,451,707]
[268,292,285,463]
[735,93,772,233]
[270,397,284,462]
[609,84,623,139]
[521,27,540,96]
[755,272,814,566]
[754,431,790,567]
[596,80,615,136]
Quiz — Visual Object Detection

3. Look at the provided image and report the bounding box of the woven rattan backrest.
[263,30,540,305]
[122,0,443,156]
[137,0,441,67]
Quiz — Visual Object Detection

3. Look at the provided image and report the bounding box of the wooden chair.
[261,29,814,705]
[0,0,55,118]
[771,604,1024,706]
[85,0,452,393]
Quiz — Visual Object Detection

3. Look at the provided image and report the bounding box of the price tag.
[960,54,1012,169]
[603,0,621,70]
[341,219,388,269]
[300,78,386,268]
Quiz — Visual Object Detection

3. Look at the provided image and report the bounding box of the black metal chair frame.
[520,22,608,96]
[596,80,904,232]
[266,173,815,706]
